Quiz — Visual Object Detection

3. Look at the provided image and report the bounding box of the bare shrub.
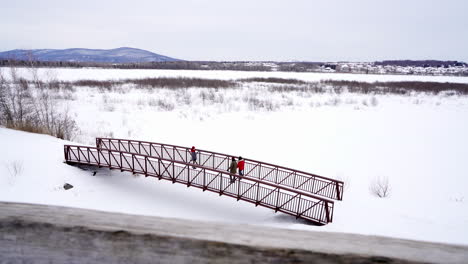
[0,69,36,128]
[322,80,373,94]
[105,131,114,138]
[65,77,468,97]
[267,85,314,94]
[213,92,224,104]
[239,77,307,85]
[200,89,216,103]
[7,160,23,177]
[247,97,276,111]
[52,109,77,140]
[370,96,379,106]
[70,77,236,90]
[137,97,146,107]
[0,67,77,140]
[73,80,115,90]
[35,90,78,140]
[332,86,344,94]
[148,97,159,107]
[322,80,468,95]
[345,98,357,105]
[51,90,76,101]
[156,99,175,111]
[369,176,391,198]
[127,77,235,89]
[103,103,116,112]
[5,160,23,185]
[307,83,325,93]
[175,89,193,105]
[282,96,294,106]
[325,97,341,106]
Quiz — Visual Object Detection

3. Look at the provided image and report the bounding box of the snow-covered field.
[1,67,468,246]
[9,66,468,83]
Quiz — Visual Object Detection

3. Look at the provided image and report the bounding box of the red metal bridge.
[64,139,343,225]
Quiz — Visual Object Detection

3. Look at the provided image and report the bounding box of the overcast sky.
[1,0,467,62]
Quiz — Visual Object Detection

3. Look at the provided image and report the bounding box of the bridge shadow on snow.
[272,214,322,226]
[68,164,268,221]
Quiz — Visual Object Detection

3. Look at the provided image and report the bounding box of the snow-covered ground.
[1,68,468,246]
[8,66,468,83]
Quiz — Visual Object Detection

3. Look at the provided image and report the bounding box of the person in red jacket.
[237,156,245,177]
[190,146,197,169]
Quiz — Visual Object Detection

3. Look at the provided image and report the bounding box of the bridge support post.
[324,201,330,223]
[335,182,341,200]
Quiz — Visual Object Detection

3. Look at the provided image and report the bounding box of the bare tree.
[0,64,77,140]
[0,67,36,130]
[369,176,391,198]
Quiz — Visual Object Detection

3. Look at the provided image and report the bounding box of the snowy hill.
[0,47,180,63]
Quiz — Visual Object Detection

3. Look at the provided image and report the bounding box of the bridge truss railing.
[65,144,334,225]
[95,138,344,200]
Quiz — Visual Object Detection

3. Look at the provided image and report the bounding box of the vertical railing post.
[237,178,241,200]
[319,201,324,223]
[78,147,81,162]
[324,201,330,223]
[219,173,223,195]
[311,177,316,194]
[119,152,123,170]
[172,161,175,182]
[120,150,123,171]
[187,164,190,185]
[158,159,161,179]
[336,182,342,200]
[275,188,280,212]
[292,172,297,188]
[258,164,262,180]
[203,169,206,190]
[275,168,278,184]
[145,157,148,177]
[295,194,302,218]
[97,148,101,167]
[255,183,260,206]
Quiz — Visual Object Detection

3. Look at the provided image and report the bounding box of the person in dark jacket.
[228,157,237,183]
[190,146,197,169]
[237,156,245,177]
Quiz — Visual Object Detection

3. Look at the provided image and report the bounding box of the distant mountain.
[0,47,180,63]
